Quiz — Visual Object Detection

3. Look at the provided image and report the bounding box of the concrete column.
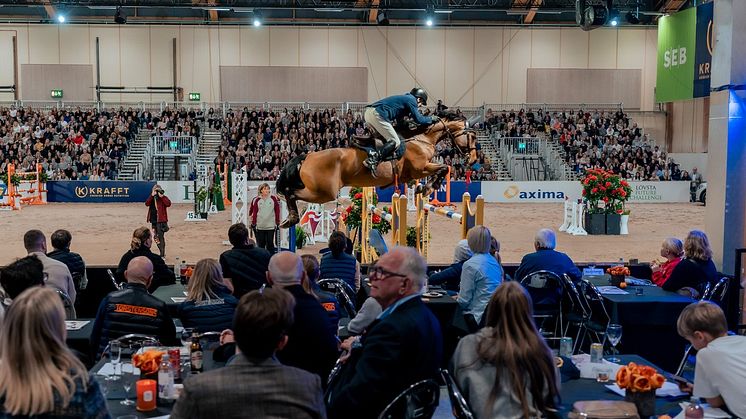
[705,0,746,274]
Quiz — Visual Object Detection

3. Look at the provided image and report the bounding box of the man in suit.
[171,288,327,419]
[268,251,339,382]
[327,247,443,419]
[514,228,582,284]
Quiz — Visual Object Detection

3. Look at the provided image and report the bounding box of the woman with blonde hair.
[457,226,502,325]
[663,230,719,296]
[115,226,175,292]
[178,258,238,333]
[651,237,684,287]
[451,281,560,419]
[0,287,109,418]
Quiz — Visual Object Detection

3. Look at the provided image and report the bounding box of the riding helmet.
[409,88,428,106]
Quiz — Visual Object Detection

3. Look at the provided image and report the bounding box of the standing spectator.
[690,167,703,203]
[115,227,175,292]
[249,183,280,253]
[145,184,171,257]
[320,231,360,291]
[23,229,76,304]
[47,229,88,293]
[663,230,718,296]
[219,223,271,298]
[171,288,327,419]
[457,226,502,325]
[651,238,684,287]
[676,301,746,418]
[327,247,442,419]
[0,287,109,419]
[451,282,560,418]
[178,259,238,333]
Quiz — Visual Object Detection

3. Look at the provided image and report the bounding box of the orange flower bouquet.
[617,362,665,416]
[133,350,165,376]
[607,265,630,287]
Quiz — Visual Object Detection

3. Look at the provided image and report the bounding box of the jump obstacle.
[414,191,484,261]
[360,187,408,264]
[558,198,588,236]
[0,164,47,211]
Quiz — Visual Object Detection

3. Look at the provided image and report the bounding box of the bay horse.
[276,113,478,227]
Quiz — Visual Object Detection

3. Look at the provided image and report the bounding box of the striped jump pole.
[415,191,485,261]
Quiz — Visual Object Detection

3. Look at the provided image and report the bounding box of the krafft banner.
[656,2,713,102]
[47,181,156,203]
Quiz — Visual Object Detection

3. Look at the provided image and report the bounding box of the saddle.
[351,133,407,162]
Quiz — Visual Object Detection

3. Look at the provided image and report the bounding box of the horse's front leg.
[415,163,449,197]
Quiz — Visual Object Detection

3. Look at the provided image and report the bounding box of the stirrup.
[363,157,379,176]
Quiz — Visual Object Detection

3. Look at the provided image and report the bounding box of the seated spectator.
[23,229,76,304]
[663,230,718,296]
[676,301,746,418]
[301,254,341,330]
[268,252,339,382]
[219,223,271,298]
[428,239,472,292]
[451,281,560,418]
[115,226,175,292]
[651,237,684,287]
[457,226,502,325]
[320,231,360,291]
[47,229,88,292]
[178,258,238,333]
[327,247,442,419]
[514,228,582,284]
[0,287,109,418]
[489,236,507,281]
[91,256,177,358]
[345,297,382,336]
[171,288,327,419]
[0,255,44,309]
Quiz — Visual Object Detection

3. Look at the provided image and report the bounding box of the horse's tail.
[276,154,307,198]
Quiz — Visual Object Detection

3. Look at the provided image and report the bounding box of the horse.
[275,113,478,227]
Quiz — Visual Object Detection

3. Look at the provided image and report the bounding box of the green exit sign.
[188,92,200,101]
[50,89,63,98]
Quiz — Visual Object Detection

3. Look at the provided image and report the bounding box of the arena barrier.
[0,164,47,211]
[414,191,484,261]
[558,198,588,236]
[360,187,408,264]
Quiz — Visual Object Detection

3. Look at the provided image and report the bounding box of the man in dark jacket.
[327,247,443,418]
[268,251,339,383]
[320,231,359,291]
[47,229,87,293]
[219,223,271,298]
[91,256,177,358]
[514,228,582,284]
[363,88,437,175]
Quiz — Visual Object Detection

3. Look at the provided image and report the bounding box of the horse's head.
[430,113,478,164]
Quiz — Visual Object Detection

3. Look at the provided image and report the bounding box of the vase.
[584,212,606,235]
[610,274,625,287]
[620,214,629,235]
[624,389,656,418]
[605,213,621,235]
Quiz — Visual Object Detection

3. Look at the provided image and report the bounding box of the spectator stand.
[0,163,47,211]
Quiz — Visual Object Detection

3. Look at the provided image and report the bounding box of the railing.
[152,136,196,156]
[484,103,623,113]
[492,135,578,181]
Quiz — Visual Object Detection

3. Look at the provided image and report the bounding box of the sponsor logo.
[503,185,566,201]
[321,302,336,312]
[113,304,158,317]
[74,186,131,199]
[631,184,662,201]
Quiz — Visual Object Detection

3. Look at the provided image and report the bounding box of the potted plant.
[195,186,209,219]
[295,226,307,249]
[340,187,392,243]
[616,362,666,418]
[580,169,632,235]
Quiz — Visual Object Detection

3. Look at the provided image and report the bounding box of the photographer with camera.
[145,184,172,257]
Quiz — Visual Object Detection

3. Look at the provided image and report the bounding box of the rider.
[363,88,437,174]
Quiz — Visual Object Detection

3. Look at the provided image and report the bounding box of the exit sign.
[51,89,63,98]
[188,92,200,101]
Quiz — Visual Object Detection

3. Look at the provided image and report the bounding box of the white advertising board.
[480,181,691,203]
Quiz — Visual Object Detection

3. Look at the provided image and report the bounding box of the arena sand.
[0,202,705,266]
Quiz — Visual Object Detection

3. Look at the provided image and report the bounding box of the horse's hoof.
[415,184,424,195]
[279,213,300,229]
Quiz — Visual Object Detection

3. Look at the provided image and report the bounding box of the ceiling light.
[252,10,262,26]
[610,17,618,26]
[425,4,435,26]
[57,14,66,23]
[434,10,453,14]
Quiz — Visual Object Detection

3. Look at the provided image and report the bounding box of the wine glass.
[120,362,135,406]
[606,324,623,363]
[180,328,195,368]
[106,341,121,381]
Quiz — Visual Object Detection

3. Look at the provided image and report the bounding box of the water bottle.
[684,398,704,419]
[158,353,175,403]
[173,256,181,277]
[618,257,624,266]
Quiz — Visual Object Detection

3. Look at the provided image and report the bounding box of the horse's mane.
[436,109,467,121]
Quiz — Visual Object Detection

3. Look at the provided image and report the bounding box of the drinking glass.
[106,341,121,381]
[120,362,135,406]
[181,328,195,368]
[606,324,623,363]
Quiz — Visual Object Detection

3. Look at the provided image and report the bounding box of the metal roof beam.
[660,0,686,14]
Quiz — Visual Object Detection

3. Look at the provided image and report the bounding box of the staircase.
[196,127,222,169]
[118,129,153,181]
[542,137,580,181]
[478,134,513,181]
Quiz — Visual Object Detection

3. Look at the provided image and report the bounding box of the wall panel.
[415,29,445,104]
[218,27,240,66]
[269,27,298,66]
[358,27,387,101]
[445,29,474,106]
[240,27,270,66]
[386,28,416,97]
[299,28,329,67]
[527,68,641,108]
[559,28,588,68]
[506,29,531,104]
[531,29,561,68]
[474,28,503,106]
[329,29,357,67]
[588,29,618,69]
[21,64,93,100]
[28,25,59,65]
[59,26,89,64]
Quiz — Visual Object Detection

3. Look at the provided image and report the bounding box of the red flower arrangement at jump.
[581,169,633,214]
[340,187,391,235]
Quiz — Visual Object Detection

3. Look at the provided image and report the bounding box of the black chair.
[55,289,77,320]
[576,279,611,353]
[520,270,565,338]
[377,379,440,419]
[440,369,475,419]
[562,274,589,354]
[318,278,358,318]
[107,269,124,291]
[703,277,730,305]
[102,334,160,360]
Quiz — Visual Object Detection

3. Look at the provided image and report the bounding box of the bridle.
[410,118,477,157]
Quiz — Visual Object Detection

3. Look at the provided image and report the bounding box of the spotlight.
[57,14,66,23]
[424,5,435,26]
[425,18,433,26]
[376,10,389,25]
[607,8,620,26]
[253,10,262,26]
[114,7,127,24]
[610,17,618,26]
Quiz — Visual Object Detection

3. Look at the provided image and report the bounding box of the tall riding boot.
[378,141,399,162]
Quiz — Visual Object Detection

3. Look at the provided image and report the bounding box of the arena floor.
[0,204,704,265]
[0,202,705,266]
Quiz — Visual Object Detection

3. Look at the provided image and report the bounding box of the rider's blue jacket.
[370,94,434,125]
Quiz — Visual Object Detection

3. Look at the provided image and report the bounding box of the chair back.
[377,379,440,419]
[699,281,712,301]
[703,277,729,305]
[562,274,588,320]
[440,369,475,419]
[520,270,564,309]
[198,331,222,351]
[103,334,160,360]
[55,289,76,319]
[107,269,124,291]
[577,280,610,332]
[318,278,357,317]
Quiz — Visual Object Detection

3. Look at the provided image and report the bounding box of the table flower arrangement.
[616,362,666,417]
[607,265,630,287]
[133,350,165,377]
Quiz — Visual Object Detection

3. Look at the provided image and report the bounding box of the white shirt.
[693,335,746,418]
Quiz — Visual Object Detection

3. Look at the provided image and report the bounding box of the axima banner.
[479,181,691,203]
[47,181,156,203]
[656,2,713,102]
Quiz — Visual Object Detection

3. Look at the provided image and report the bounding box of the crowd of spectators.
[485,107,696,181]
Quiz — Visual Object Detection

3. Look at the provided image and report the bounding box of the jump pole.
[360,187,407,264]
[415,191,484,261]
